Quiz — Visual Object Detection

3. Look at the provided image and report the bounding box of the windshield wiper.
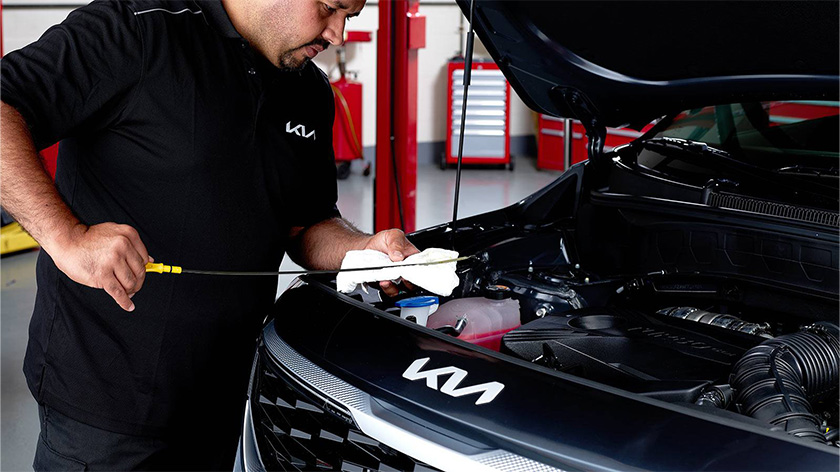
[643,137,736,160]
[638,136,775,176]
[775,165,839,178]
[638,136,838,198]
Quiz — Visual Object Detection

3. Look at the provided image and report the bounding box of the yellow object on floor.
[1,222,39,256]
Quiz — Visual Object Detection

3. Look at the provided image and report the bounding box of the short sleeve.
[0,1,143,150]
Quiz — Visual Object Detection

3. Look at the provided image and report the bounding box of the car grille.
[253,354,439,472]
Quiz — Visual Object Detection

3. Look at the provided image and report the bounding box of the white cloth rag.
[336,248,460,296]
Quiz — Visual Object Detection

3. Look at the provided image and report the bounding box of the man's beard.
[278,39,330,71]
[278,51,309,71]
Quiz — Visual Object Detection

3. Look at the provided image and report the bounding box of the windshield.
[630,101,839,209]
[652,101,839,170]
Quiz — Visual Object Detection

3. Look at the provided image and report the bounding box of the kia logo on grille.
[402,358,504,405]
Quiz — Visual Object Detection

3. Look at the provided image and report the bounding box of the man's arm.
[286,217,419,296]
[0,102,150,311]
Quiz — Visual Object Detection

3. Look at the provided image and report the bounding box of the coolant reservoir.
[427,285,521,351]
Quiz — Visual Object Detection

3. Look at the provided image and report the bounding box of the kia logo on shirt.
[286,121,316,140]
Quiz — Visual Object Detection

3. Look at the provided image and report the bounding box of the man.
[0,0,415,469]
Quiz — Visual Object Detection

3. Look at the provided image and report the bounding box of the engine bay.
[349,232,840,448]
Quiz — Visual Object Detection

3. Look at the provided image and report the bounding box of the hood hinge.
[554,87,607,163]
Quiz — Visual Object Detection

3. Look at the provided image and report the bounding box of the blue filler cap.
[395,296,439,308]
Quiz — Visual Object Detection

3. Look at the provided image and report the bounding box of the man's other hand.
[362,228,419,296]
[49,223,152,312]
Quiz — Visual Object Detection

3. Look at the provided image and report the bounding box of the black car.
[236,2,840,471]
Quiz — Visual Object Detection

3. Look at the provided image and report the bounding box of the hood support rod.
[452,0,477,224]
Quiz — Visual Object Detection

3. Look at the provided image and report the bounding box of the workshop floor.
[0,157,560,471]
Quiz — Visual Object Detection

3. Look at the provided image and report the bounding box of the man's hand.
[362,228,420,296]
[47,223,152,312]
[1,102,151,312]
[286,219,420,296]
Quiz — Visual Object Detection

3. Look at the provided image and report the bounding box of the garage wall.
[3,3,76,52]
[2,0,537,160]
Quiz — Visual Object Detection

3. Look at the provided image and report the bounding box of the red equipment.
[375,1,425,233]
[443,59,511,169]
[331,31,371,180]
[537,115,652,172]
[539,100,839,172]
[766,100,838,124]
[40,145,59,179]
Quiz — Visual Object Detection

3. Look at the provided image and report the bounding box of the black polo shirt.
[1,0,339,436]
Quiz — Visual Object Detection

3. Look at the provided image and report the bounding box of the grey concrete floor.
[1,157,560,471]
[1,250,41,472]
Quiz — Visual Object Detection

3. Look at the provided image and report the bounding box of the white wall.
[3,6,74,52]
[3,1,536,148]
[311,1,535,147]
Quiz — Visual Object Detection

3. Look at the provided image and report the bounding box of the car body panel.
[267,276,839,471]
[454,1,839,128]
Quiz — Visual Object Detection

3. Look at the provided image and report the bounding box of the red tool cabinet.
[443,59,511,169]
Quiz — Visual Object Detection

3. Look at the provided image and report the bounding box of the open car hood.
[456,1,839,128]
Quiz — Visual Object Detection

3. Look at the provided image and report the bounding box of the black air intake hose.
[730,322,839,443]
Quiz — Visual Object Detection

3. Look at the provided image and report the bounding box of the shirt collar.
[194,0,242,39]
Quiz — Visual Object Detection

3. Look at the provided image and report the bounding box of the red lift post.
[375,0,425,233]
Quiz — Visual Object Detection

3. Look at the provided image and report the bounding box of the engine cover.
[501,308,764,401]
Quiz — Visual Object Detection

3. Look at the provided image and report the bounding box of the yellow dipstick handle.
[145,262,182,274]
